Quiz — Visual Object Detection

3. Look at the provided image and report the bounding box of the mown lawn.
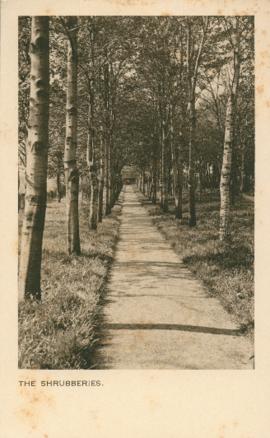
[143,190,254,337]
[18,197,122,369]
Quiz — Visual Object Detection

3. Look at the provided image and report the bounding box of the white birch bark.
[19,17,49,300]
[219,95,233,240]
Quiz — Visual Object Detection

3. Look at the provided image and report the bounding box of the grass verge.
[143,190,254,338]
[18,197,122,369]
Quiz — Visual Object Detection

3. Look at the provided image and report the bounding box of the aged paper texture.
[1,0,270,437]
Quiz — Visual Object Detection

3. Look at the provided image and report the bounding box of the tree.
[77,17,133,225]
[186,17,209,226]
[86,20,100,229]
[98,125,105,222]
[19,17,49,300]
[48,78,66,202]
[219,17,242,240]
[63,17,81,254]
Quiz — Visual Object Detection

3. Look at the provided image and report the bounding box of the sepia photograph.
[17,15,255,370]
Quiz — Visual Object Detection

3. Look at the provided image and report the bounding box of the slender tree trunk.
[147,175,151,198]
[87,22,100,229]
[86,99,93,212]
[56,171,61,202]
[186,17,208,226]
[198,166,202,202]
[103,61,112,215]
[98,128,105,222]
[146,175,149,197]
[160,143,164,209]
[219,95,233,240]
[175,25,184,220]
[161,119,169,212]
[19,17,49,301]
[89,162,99,229]
[88,123,99,230]
[230,144,240,205]
[168,166,173,198]
[87,114,99,230]
[186,22,196,226]
[171,130,178,215]
[219,17,240,240]
[170,107,182,219]
[240,117,248,193]
[152,157,157,204]
[103,138,111,215]
[108,66,116,210]
[171,154,177,207]
[188,99,197,226]
[138,173,142,192]
[177,166,183,219]
[240,144,246,193]
[64,17,80,254]
[107,137,112,212]
[142,170,146,195]
[174,166,183,220]
[103,137,108,215]
[176,131,184,220]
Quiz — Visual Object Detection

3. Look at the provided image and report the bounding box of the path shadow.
[101,322,243,336]
[90,315,245,369]
[110,260,194,281]
[89,269,245,369]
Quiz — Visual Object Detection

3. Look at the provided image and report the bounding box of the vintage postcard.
[1,0,270,437]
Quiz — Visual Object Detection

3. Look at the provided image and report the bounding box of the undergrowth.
[18,197,122,369]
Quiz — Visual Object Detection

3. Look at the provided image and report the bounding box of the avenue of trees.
[18,16,254,301]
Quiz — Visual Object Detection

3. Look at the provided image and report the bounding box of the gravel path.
[94,186,253,369]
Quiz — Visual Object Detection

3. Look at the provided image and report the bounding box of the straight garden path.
[94,185,253,369]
